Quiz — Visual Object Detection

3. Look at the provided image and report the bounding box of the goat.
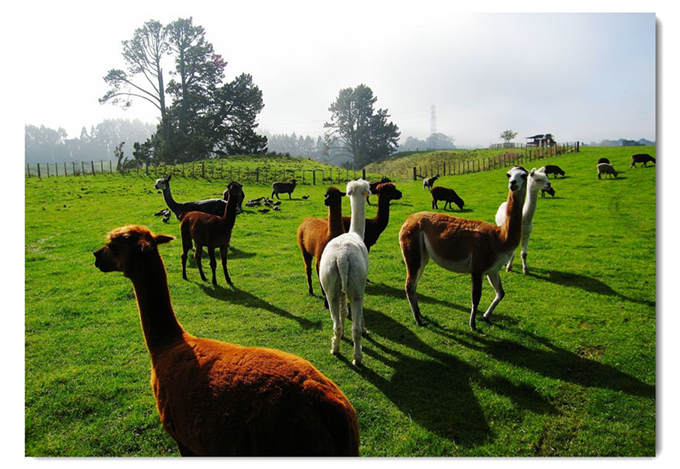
[597,163,618,179]
[297,187,346,305]
[93,226,360,456]
[272,179,297,199]
[541,187,556,198]
[423,175,439,191]
[154,174,227,220]
[399,166,529,331]
[542,165,565,178]
[179,182,241,286]
[630,153,656,168]
[430,186,465,211]
[319,180,371,365]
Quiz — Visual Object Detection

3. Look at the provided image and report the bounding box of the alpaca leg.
[194,245,207,281]
[520,236,530,275]
[220,247,233,286]
[301,251,314,295]
[208,247,218,285]
[505,251,515,272]
[482,272,505,322]
[329,293,344,355]
[180,229,193,280]
[470,273,483,331]
[349,297,364,366]
[404,252,428,326]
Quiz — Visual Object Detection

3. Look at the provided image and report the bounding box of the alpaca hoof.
[352,358,363,367]
[362,328,369,337]
[506,265,512,272]
[523,267,529,275]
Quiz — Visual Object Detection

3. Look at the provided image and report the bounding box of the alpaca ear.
[154,234,175,246]
[530,168,536,176]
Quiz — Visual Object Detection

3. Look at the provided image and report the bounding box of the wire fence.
[25,159,379,186]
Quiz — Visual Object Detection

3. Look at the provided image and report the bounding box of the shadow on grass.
[199,284,323,331]
[428,321,654,400]
[346,308,557,447]
[529,268,655,308]
[365,281,469,315]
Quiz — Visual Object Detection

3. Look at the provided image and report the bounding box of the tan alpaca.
[399,166,529,331]
[93,225,360,456]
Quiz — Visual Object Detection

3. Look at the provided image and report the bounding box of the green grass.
[25,146,656,456]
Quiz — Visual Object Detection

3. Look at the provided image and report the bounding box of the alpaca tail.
[335,255,351,295]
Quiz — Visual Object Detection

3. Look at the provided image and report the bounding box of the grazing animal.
[399,166,529,331]
[367,176,391,205]
[297,186,346,303]
[541,187,556,198]
[302,195,310,200]
[154,174,227,220]
[423,175,439,191]
[341,182,402,252]
[93,226,360,456]
[272,179,297,199]
[495,167,552,274]
[543,165,565,178]
[319,180,371,365]
[179,182,242,286]
[597,163,619,179]
[630,153,656,168]
[430,186,465,210]
[598,158,610,165]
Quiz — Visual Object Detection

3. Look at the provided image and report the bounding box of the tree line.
[27,17,413,170]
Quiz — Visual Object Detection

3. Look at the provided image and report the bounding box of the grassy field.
[25,146,656,457]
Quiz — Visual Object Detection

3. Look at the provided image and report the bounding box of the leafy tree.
[100,18,266,162]
[324,84,400,169]
[500,130,518,144]
[99,20,170,140]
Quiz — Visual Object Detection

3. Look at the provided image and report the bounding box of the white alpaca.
[319,179,371,366]
[495,167,552,274]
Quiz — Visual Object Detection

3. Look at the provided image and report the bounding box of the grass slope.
[25,146,655,456]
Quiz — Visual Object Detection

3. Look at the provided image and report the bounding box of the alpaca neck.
[328,202,344,237]
[161,186,181,214]
[219,192,238,232]
[374,193,391,229]
[348,194,367,239]
[500,187,526,247]
[128,254,184,355]
[523,184,540,221]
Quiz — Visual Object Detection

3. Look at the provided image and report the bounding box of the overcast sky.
[24,2,657,147]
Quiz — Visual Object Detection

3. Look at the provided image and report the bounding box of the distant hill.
[589,138,655,147]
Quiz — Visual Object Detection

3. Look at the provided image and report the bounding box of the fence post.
[37,163,42,179]
[413,167,417,181]
[362,169,366,180]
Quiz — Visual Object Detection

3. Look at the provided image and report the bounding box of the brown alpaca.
[93,225,360,456]
[180,182,242,286]
[297,187,346,302]
[341,182,403,252]
[398,166,529,331]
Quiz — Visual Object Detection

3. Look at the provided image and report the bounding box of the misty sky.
[24,3,657,147]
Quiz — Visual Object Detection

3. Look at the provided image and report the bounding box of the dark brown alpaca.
[297,187,346,302]
[179,182,242,286]
[398,166,529,331]
[342,182,403,252]
[93,225,360,456]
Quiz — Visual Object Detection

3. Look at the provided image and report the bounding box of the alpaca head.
[225,181,243,200]
[94,225,174,277]
[374,182,403,202]
[506,166,529,192]
[529,167,552,193]
[346,179,371,199]
[324,186,346,207]
[154,175,171,191]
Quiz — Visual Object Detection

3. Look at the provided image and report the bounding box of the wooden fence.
[25,159,372,186]
[408,142,579,181]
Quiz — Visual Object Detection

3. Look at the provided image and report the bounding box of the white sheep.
[597,163,618,179]
[319,179,371,366]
